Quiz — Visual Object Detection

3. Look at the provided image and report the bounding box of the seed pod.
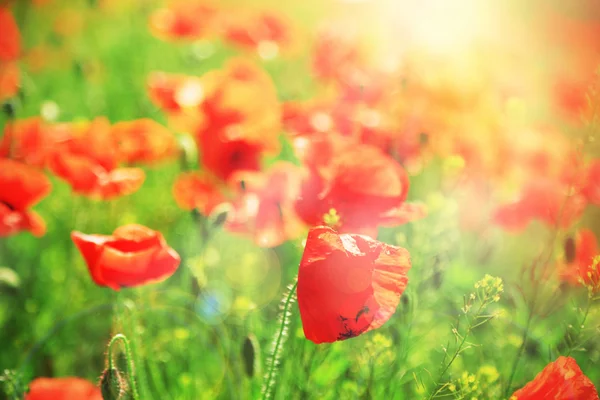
[208,203,232,229]
[242,334,261,378]
[100,368,129,400]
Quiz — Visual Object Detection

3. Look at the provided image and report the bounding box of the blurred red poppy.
[583,160,600,205]
[0,61,18,101]
[147,72,205,113]
[0,118,53,168]
[71,224,181,290]
[49,151,145,200]
[559,229,599,290]
[112,119,178,165]
[225,162,304,247]
[0,8,20,62]
[493,179,587,232]
[297,226,411,343]
[194,59,281,180]
[312,26,362,84]
[149,0,218,41]
[0,158,51,237]
[295,139,424,236]
[26,377,102,400]
[221,11,293,58]
[47,118,145,199]
[49,117,117,171]
[511,356,598,400]
[172,171,224,215]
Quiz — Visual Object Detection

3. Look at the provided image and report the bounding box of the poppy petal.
[297,226,411,344]
[71,224,181,290]
[511,356,599,399]
[0,158,51,210]
[25,377,102,400]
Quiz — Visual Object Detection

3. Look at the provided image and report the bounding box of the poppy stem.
[261,278,298,400]
[107,333,141,400]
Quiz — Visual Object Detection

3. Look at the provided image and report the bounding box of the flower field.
[1,0,600,399]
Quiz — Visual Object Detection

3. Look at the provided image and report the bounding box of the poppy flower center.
[0,200,15,211]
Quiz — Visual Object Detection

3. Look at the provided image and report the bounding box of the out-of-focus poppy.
[493,179,587,232]
[583,160,600,205]
[312,26,363,84]
[0,61,19,101]
[0,8,20,62]
[0,118,54,168]
[49,117,117,171]
[297,226,411,343]
[149,0,218,41]
[295,139,424,236]
[25,377,102,400]
[226,162,304,248]
[49,152,145,200]
[0,158,51,237]
[147,72,205,113]
[46,118,145,200]
[112,119,178,165]
[559,229,599,290]
[510,356,599,399]
[194,59,281,180]
[71,224,181,290]
[221,11,293,59]
[172,171,225,215]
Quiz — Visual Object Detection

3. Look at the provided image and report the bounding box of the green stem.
[566,299,592,357]
[504,311,533,397]
[262,279,298,400]
[107,333,140,400]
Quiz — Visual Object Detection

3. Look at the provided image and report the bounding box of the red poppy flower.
[297,226,411,343]
[493,179,587,232]
[312,26,363,84]
[149,0,218,41]
[295,139,424,236]
[49,117,117,171]
[0,61,19,101]
[583,159,600,205]
[553,76,590,121]
[221,11,293,58]
[49,152,145,200]
[0,158,51,237]
[26,377,102,400]
[225,162,304,247]
[112,119,178,165]
[559,229,599,290]
[46,118,145,199]
[0,118,53,168]
[172,171,225,215]
[147,72,205,113]
[511,356,599,400]
[194,59,281,180]
[71,224,181,290]
[0,8,20,62]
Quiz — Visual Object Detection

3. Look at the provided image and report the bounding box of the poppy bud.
[2,101,15,119]
[100,368,129,400]
[564,236,576,263]
[208,203,232,229]
[241,334,261,378]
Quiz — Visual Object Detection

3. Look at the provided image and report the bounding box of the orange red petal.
[25,377,102,400]
[511,356,599,400]
[71,224,181,290]
[297,226,411,343]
